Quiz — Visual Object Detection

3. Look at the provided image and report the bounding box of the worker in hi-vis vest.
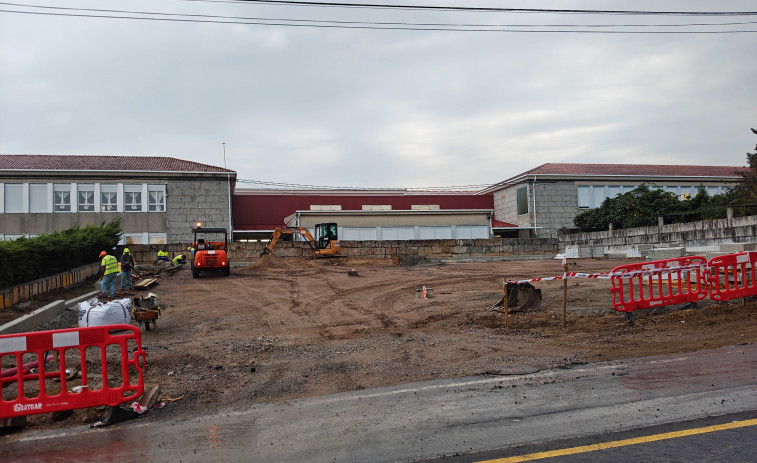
[157,247,169,262]
[98,250,119,299]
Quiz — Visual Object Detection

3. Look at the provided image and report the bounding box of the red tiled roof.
[0,155,235,173]
[484,162,745,192]
[523,163,744,177]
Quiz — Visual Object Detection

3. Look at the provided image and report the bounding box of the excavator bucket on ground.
[488,282,543,312]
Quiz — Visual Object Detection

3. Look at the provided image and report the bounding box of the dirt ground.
[5,256,757,433]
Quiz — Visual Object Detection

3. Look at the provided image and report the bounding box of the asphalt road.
[2,344,755,463]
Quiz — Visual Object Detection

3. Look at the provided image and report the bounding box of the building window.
[592,186,606,209]
[577,186,591,209]
[516,187,528,215]
[53,184,71,212]
[411,205,440,210]
[29,184,48,213]
[77,184,95,212]
[147,185,165,212]
[124,234,143,245]
[101,184,117,212]
[4,184,23,213]
[124,185,142,212]
[706,186,721,196]
[148,234,167,244]
[310,205,342,211]
[362,205,391,211]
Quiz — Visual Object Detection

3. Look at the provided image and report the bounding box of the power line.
[3,7,756,33]
[2,2,756,29]
[181,0,757,16]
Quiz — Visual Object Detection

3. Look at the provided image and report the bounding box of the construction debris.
[133,278,159,290]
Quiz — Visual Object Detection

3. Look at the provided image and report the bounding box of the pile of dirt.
[4,257,757,433]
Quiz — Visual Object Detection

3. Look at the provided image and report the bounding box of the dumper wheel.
[192,268,200,278]
[223,267,230,276]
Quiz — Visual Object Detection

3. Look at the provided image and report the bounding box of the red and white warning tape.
[504,263,708,285]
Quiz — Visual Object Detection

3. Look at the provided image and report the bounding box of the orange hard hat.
[99,251,107,258]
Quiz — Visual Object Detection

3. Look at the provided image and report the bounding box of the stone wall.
[493,182,581,240]
[533,183,578,239]
[127,237,559,265]
[166,178,232,243]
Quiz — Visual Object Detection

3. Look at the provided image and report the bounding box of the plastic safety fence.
[610,256,709,312]
[708,251,757,302]
[0,324,147,419]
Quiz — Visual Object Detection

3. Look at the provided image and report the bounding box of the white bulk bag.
[78,298,132,328]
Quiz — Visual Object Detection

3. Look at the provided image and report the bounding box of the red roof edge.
[492,219,517,228]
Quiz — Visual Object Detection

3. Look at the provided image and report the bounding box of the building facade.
[0,155,236,244]
[232,189,519,241]
[481,163,745,239]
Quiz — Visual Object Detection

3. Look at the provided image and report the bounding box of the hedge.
[0,219,122,289]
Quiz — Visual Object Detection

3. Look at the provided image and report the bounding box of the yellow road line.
[483,418,757,463]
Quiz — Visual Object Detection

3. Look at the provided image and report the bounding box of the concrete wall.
[558,214,757,254]
[292,212,492,228]
[166,179,232,243]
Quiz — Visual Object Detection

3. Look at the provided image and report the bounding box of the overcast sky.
[1,1,756,190]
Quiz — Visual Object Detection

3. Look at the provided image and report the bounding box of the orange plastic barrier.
[0,324,146,418]
[708,251,757,302]
[611,256,709,312]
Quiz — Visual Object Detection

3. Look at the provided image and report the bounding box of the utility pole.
[223,143,232,240]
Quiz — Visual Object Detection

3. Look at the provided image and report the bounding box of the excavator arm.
[261,227,318,256]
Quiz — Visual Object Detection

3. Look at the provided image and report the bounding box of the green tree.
[574,184,686,231]
[723,128,757,216]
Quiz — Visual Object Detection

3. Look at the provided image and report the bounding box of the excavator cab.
[314,223,338,250]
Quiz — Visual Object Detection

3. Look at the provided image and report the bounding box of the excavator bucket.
[489,282,543,312]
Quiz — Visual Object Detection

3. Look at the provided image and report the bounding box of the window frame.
[100,184,118,212]
[124,185,143,212]
[4,183,24,213]
[29,183,49,213]
[516,187,529,215]
[77,184,95,212]
[53,184,72,212]
[147,185,166,212]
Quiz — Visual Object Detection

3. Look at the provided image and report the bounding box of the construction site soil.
[4,256,757,433]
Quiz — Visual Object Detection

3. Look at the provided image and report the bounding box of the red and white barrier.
[1,325,147,419]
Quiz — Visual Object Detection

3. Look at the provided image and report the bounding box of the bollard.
[562,263,568,329]
[503,279,509,333]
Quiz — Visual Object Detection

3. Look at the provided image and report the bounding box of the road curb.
[0,290,100,335]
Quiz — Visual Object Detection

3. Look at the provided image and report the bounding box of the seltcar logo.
[13,403,42,413]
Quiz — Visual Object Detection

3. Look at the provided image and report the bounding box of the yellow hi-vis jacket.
[101,255,118,275]
[157,250,169,261]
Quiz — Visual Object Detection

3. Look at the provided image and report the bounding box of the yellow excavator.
[261,222,342,257]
